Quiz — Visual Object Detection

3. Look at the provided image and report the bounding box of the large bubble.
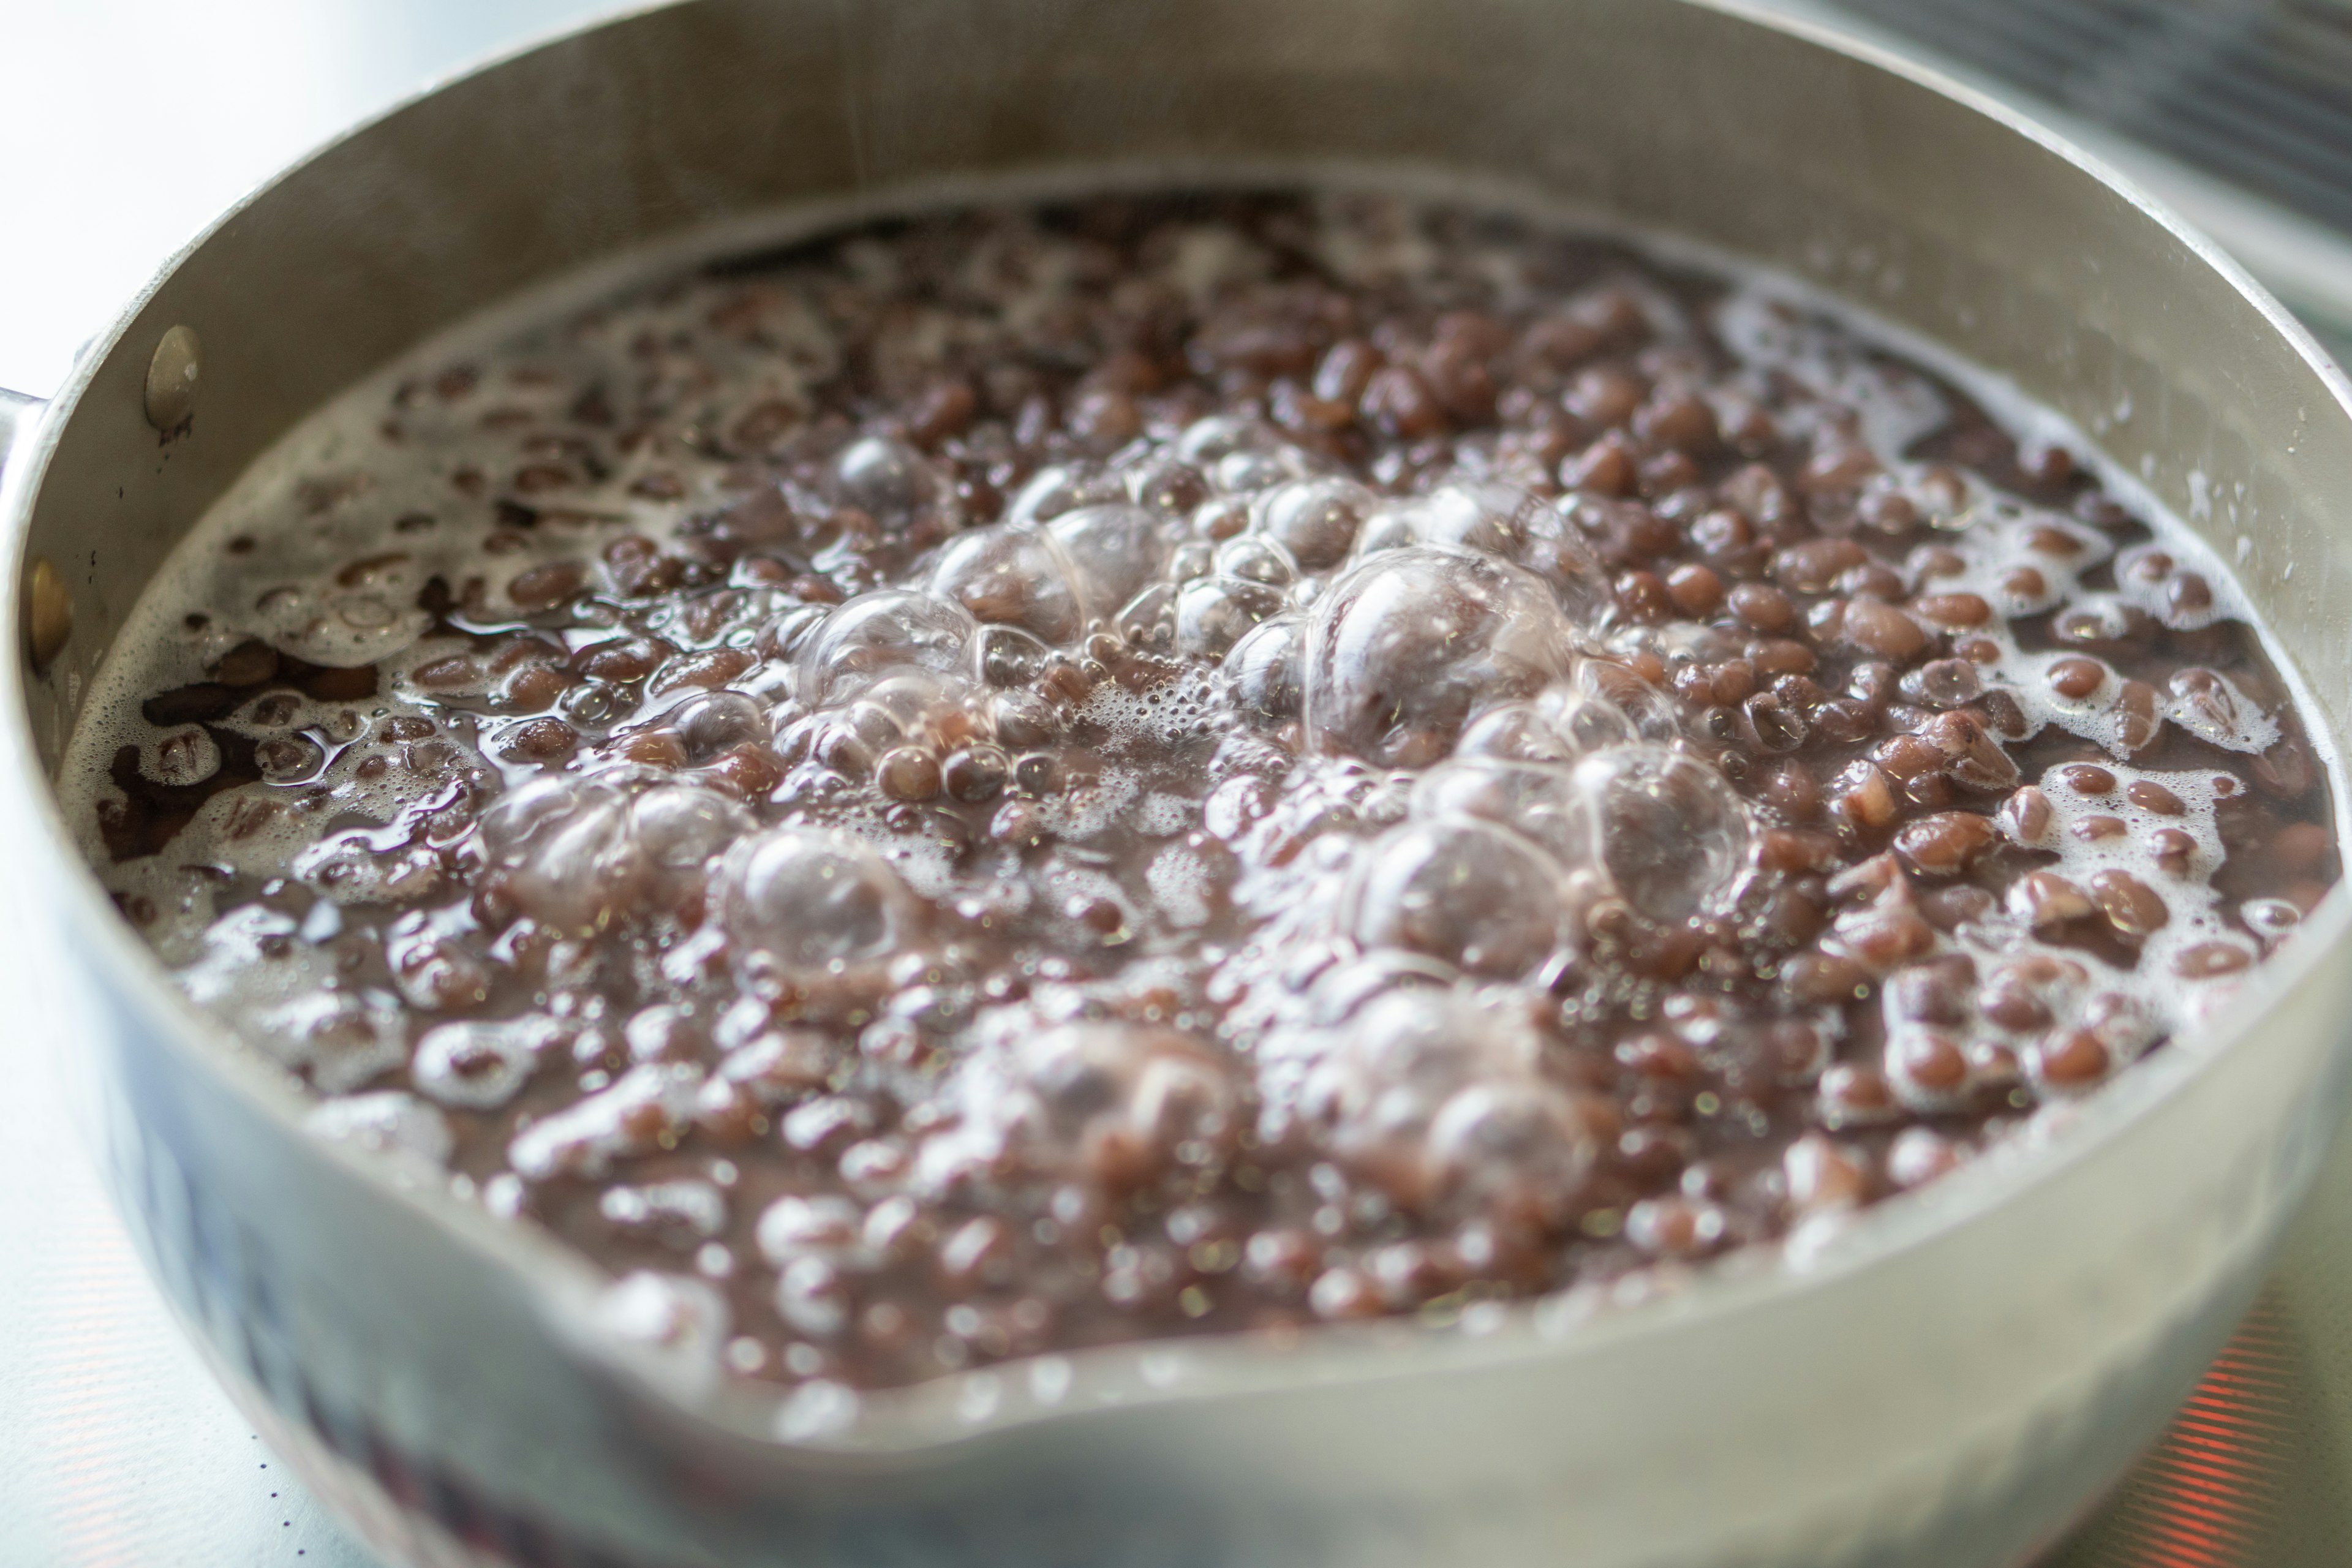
[833,435,936,524]
[1251,476,1375,570]
[1346,817,1572,979]
[1573,744,1751,924]
[667,692,770,764]
[1213,535,1295,588]
[1222,612,1305,722]
[929,523,1087,644]
[479,777,647,933]
[837,669,982,753]
[1409,756,1588,865]
[1355,483,1611,623]
[798,590,976,707]
[1453,700,1585,766]
[1423,1079,1606,1229]
[1046,503,1172,616]
[630,783,752,896]
[1550,661,1680,748]
[1177,414,1286,471]
[1450,669,1680,766]
[1007,460,1126,527]
[718,827,917,993]
[1357,483,1531,559]
[1302,547,1579,766]
[1517,503,1616,623]
[1177,575,1289,660]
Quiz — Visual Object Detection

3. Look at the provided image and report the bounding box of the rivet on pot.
[145,325,202,434]
[27,557,72,669]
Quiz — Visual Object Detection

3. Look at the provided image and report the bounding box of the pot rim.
[4,0,2350,1460]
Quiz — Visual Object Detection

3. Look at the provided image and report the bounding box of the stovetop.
[5,4,2351,1564]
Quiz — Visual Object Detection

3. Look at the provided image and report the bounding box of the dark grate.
[1834,0,2352,236]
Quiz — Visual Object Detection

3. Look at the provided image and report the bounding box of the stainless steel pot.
[6,2,2352,1564]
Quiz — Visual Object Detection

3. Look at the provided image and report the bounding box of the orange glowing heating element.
[2096,1305,2297,1568]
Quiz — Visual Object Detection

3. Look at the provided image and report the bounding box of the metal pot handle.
[0,386,43,485]
[1,387,70,673]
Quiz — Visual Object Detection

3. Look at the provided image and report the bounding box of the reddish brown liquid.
[82,192,2335,1396]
